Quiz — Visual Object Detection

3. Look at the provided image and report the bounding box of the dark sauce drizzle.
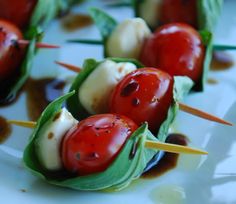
[211,51,234,71]
[25,78,66,121]
[61,13,93,32]
[142,133,188,179]
[0,115,12,144]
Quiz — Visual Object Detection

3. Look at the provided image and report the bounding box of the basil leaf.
[23,91,75,179]
[66,58,143,120]
[23,92,158,191]
[89,8,118,56]
[89,8,118,42]
[197,0,223,32]
[196,30,213,91]
[66,59,99,120]
[157,76,193,141]
[30,0,79,28]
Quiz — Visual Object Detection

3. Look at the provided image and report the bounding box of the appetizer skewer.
[107,0,223,32]
[0,0,81,31]
[69,8,235,91]
[7,92,208,191]
[69,8,236,90]
[0,19,58,104]
[0,0,81,104]
[55,59,232,129]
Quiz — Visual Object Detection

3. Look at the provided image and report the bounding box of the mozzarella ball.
[79,60,137,114]
[106,18,151,59]
[35,108,78,171]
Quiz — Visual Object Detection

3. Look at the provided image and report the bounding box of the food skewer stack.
[0,0,235,194]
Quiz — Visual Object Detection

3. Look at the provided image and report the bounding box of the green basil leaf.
[23,91,75,180]
[157,76,193,140]
[30,0,61,28]
[23,92,158,191]
[195,30,213,91]
[89,7,118,42]
[66,58,143,120]
[66,58,99,120]
[89,7,118,56]
[30,0,79,28]
[197,0,223,32]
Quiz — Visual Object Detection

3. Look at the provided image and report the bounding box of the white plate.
[1,1,236,203]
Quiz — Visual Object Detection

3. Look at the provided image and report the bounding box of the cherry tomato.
[0,19,25,81]
[62,114,138,176]
[0,0,37,30]
[160,0,198,28]
[139,23,205,83]
[109,68,173,134]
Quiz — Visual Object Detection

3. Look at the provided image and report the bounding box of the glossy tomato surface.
[139,23,205,83]
[0,0,37,30]
[159,0,198,28]
[62,114,138,176]
[0,20,25,81]
[109,68,174,134]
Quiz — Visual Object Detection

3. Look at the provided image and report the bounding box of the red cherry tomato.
[0,0,37,30]
[62,114,138,176]
[109,68,174,134]
[160,0,198,28]
[139,23,205,83]
[0,20,25,81]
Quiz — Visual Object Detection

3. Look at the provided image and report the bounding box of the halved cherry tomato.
[139,23,205,83]
[109,68,173,134]
[62,114,138,176]
[0,0,37,30]
[160,0,198,28]
[0,19,25,81]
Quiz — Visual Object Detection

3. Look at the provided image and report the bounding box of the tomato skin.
[62,114,138,176]
[109,68,173,134]
[0,20,25,81]
[139,23,205,83]
[0,0,37,30]
[160,0,198,28]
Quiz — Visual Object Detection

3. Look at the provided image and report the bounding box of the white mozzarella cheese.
[138,0,162,28]
[106,18,151,59]
[79,60,137,114]
[35,108,78,171]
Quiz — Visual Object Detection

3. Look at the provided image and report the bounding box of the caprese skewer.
[8,91,207,191]
[55,58,232,135]
[0,19,59,104]
[108,0,223,32]
[0,0,81,31]
[69,8,236,90]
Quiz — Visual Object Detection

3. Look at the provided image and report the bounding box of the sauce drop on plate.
[0,115,12,144]
[61,14,93,32]
[25,78,66,121]
[142,133,188,179]
[207,78,218,85]
[211,51,234,71]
